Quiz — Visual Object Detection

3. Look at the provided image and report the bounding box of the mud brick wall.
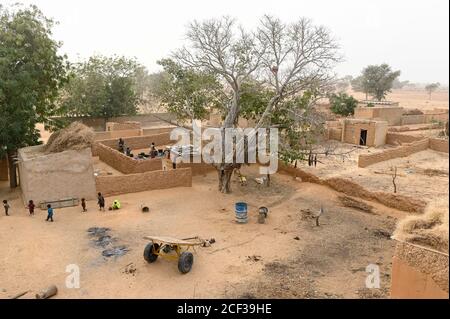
[18,146,96,205]
[358,139,429,168]
[58,113,178,131]
[142,127,175,136]
[95,168,192,196]
[386,132,425,145]
[429,138,449,153]
[177,162,217,176]
[327,127,342,141]
[106,121,141,131]
[94,129,142,141]
[0,157,8,181]
[96,143,162,174]
[401,114,426,125]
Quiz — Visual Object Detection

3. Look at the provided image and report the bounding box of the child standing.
[28,200,35,215]
[97,193,105,212]
[3,200,10,216]
[46,204,54,222]
[81,198,87,212]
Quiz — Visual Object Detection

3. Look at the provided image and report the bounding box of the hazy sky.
[2,0,449,84]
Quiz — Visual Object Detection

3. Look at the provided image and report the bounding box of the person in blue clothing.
[46,204,54,222]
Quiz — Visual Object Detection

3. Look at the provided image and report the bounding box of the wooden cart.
[143,236,204,274]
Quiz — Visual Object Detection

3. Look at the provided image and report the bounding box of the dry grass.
[394,199,449,253]
[44,122,94,154]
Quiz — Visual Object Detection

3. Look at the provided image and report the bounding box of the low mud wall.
[177,162,217,176]
[401,114,426,126]
[57,113,177,131]
[358,139,429,168]
[142,127,175,136]
[278,162,426,213]
[94,129,142,141]
[95,168,192,197]
[106,121,141,131]
[96,143,162,174]
[429,138,449,153]
[386,132,425,145]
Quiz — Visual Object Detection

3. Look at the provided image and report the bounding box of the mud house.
[327,119,388,147]
[17,145,96,206]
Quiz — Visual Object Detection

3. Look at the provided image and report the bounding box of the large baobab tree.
[164,15,341,193]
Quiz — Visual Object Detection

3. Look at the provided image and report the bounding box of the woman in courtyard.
[97,193,105,211]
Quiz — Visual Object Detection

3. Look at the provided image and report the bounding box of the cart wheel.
[144,242,160,263]
[178,251,194,274]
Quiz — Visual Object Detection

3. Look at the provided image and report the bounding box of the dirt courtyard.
[0,165,402,299]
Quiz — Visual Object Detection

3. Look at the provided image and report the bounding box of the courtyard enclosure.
[17,146,96,206]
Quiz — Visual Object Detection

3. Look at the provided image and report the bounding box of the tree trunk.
[7,151,18,189]
[218,168,234,194]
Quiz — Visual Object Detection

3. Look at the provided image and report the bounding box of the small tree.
[354,64,401,101]
[391,166,398,193]
[425,83,440,100]
[351,75,370,100]
[0,4,69,188]
[329,93,358,116]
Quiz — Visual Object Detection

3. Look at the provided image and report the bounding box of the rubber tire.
[144,242,160,263]
[178,252,194,274]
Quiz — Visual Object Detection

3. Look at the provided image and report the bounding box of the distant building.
[327,119,388,147]
[354,106,404,126]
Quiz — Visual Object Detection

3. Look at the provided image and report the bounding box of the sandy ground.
[300,143,449,204]
[0,165,402,299]
[350,89,449,111]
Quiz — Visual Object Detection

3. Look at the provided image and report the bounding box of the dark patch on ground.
[102,246,129,257]
[88,227,129,258]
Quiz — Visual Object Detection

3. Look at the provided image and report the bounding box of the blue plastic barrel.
[235,202,248,223]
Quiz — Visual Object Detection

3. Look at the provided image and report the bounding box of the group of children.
[2,192,118,222]
[3,198,52,221]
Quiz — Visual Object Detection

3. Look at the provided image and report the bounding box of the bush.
[329,93,358,116]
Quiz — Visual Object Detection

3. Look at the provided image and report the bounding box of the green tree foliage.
[156,59,226,121]
[59,55,143,118]
[425,82,440,100]
[329,93,358,116]
[353,64,401,101]
[0,4,69,187]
